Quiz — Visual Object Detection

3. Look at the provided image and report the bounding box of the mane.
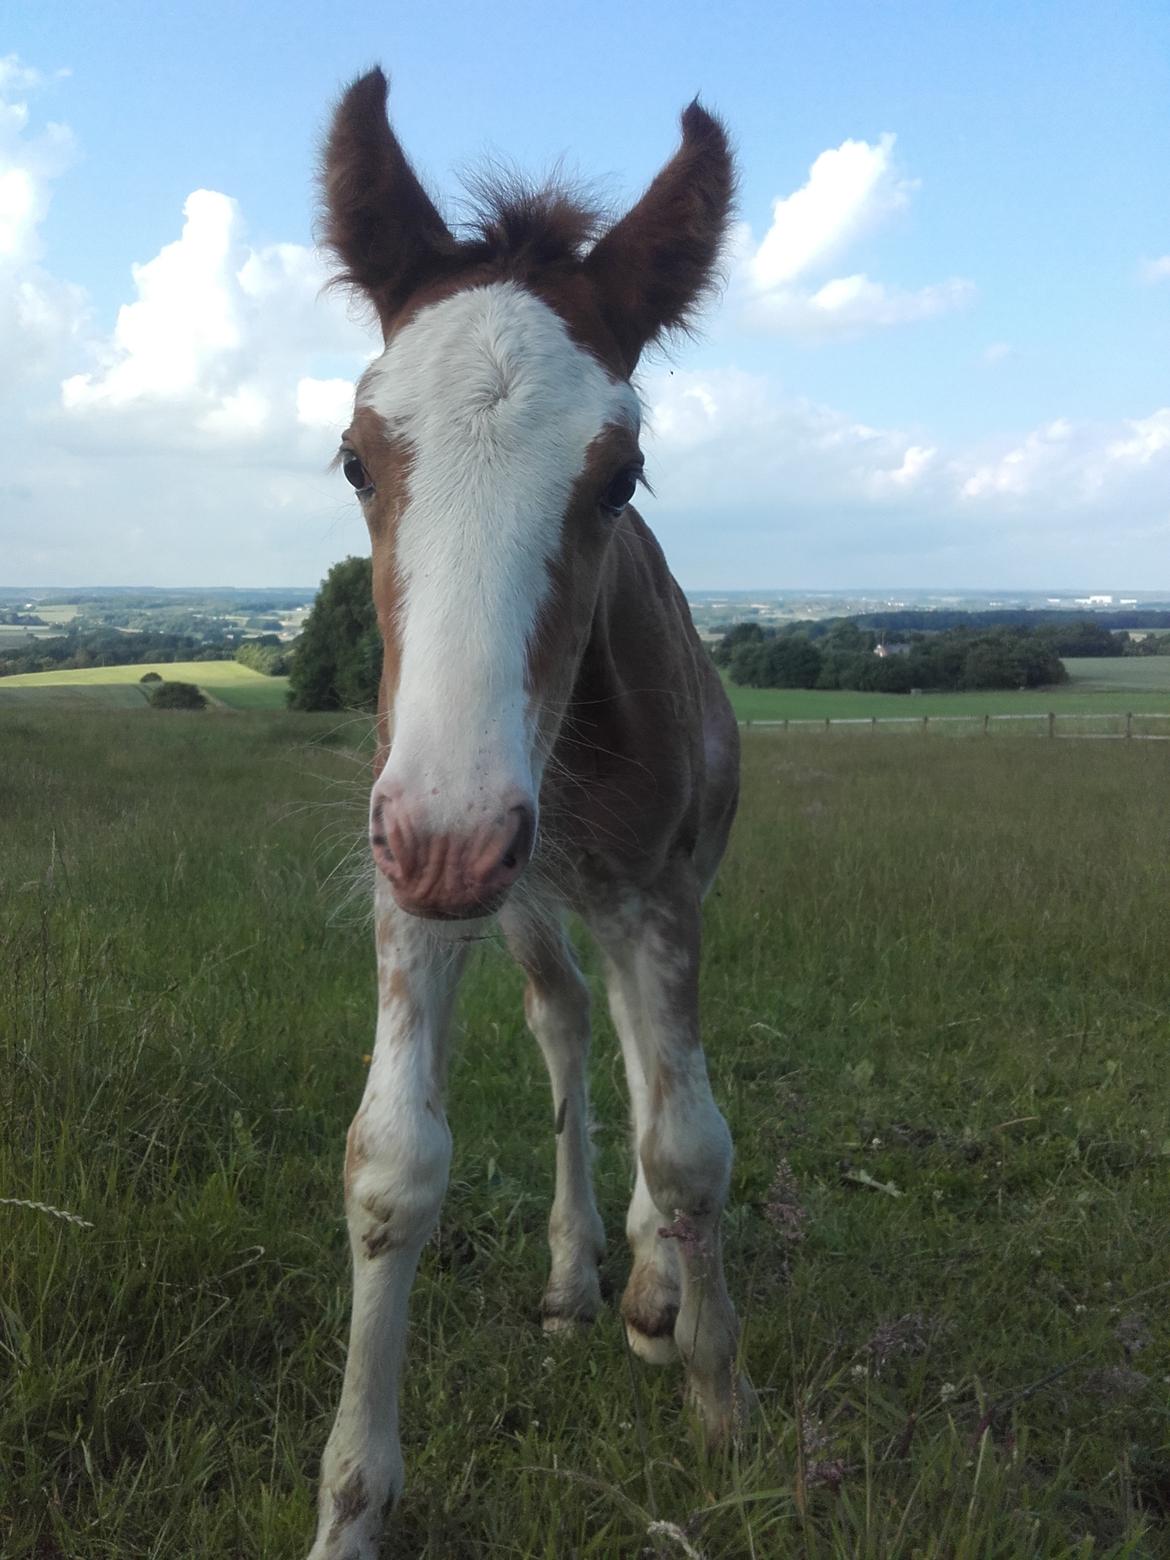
[455,167,610,275]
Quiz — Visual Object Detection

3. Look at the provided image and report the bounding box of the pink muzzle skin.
[370,798,535,919]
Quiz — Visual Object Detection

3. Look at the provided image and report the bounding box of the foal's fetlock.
[310,1450,400,1560]
[541,1266,602,1332]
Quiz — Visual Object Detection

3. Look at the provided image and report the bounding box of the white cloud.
[297,376,357,432]
[983,341,1012,364]
[0,57,85,390]
[1106,408,1170,466]
[739,133,973,339]
[749,134,912,288]
[636,366,1170,585]
[64,190,244,410]
[1139,255,1170,284]
[59,188,369,448]
[0,62,373,584]
[0,55,54,95]
[751,272,974,337]
[872,443,937,492]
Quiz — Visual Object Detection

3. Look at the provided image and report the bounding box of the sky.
[2,0,1169,590]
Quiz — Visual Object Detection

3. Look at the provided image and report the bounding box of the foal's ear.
[585,103,734,373]
[322,68,456,330]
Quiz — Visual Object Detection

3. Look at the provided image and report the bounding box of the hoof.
[540,1283,601,1332]
[687,1370,757,1447]
[624,1317,680,1365]
[620,1260,680,1367]
[541,1307,595,1334]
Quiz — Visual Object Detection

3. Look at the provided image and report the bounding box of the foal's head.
[324,69,732,919]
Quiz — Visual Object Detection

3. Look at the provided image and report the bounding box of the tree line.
[0,630,235,680]
[715,620,1074,693]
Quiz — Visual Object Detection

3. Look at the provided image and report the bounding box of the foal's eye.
[342,452,371,492]
[600,468,640,517]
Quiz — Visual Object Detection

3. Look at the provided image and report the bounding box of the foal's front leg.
[309,887,466,1560]
[501,906,606,1329]
[590,871,748,1441]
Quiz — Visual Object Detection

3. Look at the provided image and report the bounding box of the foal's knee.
[640,1091,732,1222]
[345,1103,450,1256]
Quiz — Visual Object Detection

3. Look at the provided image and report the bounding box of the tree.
[139,671,162,683]
[287,556,381,712]
[149,681,206,709]
[712,621,765,668]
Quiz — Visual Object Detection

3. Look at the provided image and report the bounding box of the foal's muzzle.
[370,798,534,919]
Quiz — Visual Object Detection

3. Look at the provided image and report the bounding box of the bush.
[287,556,380,712]
[236,640,289,676]
[149,681,207,710]
[139,671,162,683]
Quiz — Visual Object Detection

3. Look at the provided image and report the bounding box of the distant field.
[0,625,67,646]
[725,655,1170,724]
[1062,655,1170,691]
[0,660,289,710]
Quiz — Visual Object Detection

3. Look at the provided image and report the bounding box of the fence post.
[1126,711,1133,739]
[871,716,877,732]
[783,718,789,732]
[923,714,929,733]
[746,718,752,729]
[825,716,831,732]
[1048,711,1055,739]
[983,713,990,736]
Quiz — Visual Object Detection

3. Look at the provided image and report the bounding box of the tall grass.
[1,711,1167,1557]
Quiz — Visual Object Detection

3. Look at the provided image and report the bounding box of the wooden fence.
[740,711,1170,739]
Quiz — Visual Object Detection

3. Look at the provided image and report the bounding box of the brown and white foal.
[309,69,744,1560]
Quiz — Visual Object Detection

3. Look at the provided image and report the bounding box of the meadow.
[0,661,290,711]
[2,708,1168,1558]
[724,657,1170,724]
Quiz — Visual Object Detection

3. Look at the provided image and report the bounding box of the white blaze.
[360,281,639,829]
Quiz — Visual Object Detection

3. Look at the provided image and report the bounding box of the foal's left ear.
[585,102,734,373]
[322,67,456,332]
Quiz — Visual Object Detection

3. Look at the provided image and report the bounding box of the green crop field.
[2,709,1167,1557]
[724,657,1170,726]
[0,660,290,710]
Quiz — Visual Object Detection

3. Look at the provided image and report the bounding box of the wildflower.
[658,1212,706,1256]
[764,1159,807,1247]
[865,1312,930,1373]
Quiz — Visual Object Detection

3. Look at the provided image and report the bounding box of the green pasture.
[0,660,289,710]
[725,656,1170,724]
[2,709,1167,1557]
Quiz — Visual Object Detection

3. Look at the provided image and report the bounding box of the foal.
[309,69,745,1560]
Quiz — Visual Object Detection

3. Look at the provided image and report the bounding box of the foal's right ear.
[322,68,455,331]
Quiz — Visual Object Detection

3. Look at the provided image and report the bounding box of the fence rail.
[739,710,1170,739]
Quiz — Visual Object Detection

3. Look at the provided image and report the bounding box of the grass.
[0,660,289,710]
[725,657,1170,725]
[2,709,1168,1557]
[1062,657,1170,693]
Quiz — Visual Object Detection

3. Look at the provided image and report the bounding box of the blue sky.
[2,0,1168,587]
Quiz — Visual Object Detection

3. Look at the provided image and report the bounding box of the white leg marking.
[309,887,467,1560]
[603,968,681,1363]
[589,879,748,1439]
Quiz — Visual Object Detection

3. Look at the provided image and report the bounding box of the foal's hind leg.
[589,872,748,1441]
[501,906,606,1329]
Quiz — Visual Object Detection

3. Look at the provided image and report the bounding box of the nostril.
[499,804,535,880]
